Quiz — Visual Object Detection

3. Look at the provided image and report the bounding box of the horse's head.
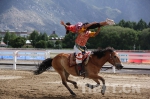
[92,47,123,70]
[107,50,123,70]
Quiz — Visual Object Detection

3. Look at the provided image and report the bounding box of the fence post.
[112,66,116,73]
[45,50,51,59]
[45,50,48,59]
[48,51,51,58]
[13,50,19,70]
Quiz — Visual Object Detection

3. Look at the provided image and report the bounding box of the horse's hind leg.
[65,71,78,89]
[59,70,76,96]
[86,79,100,89]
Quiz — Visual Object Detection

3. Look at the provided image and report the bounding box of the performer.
[60,18,115,34]
[60,18,115,76]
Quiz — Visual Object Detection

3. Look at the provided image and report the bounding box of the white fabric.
[106,18,115,25]
[74,45,83,63]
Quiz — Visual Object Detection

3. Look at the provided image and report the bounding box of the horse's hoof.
[70,91,76,96]
[85,83,89,87]
[101,85,106,95]
[74,85,78,89]
[71,93,76,96]
[101,90,105,95]
[69,94,76,98]
[33,71,39,75]
[75,86,78,89]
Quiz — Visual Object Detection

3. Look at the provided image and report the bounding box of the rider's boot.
[77,63,85,76]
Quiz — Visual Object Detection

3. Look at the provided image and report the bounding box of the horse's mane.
[92,47,115,58]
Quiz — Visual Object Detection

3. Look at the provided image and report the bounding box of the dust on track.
[0,69,150,99]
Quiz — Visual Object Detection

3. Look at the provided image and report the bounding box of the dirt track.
[0,69,150,99]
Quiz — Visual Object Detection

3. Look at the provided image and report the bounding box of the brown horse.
[34,47,123,96]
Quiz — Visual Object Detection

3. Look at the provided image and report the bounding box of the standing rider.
[61,18,115,75]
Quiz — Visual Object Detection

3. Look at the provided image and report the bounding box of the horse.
[34,47,123,96]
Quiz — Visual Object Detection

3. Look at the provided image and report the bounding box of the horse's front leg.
[97,75,106,95]
[87,75,106,95]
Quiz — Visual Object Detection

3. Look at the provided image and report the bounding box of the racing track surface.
[0,66,150,99]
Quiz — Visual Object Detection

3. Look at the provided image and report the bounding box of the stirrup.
[79,71,85,76]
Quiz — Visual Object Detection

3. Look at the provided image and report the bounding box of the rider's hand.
[60,21,65,25]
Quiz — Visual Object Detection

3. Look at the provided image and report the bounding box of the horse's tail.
[34,58,53,75]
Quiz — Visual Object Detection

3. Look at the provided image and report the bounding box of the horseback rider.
[60,19,115,76]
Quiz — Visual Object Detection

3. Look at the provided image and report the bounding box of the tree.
[37,33,42,41]
[132,21,137,30]
[10,32,17,39]
[54,40,62,49]
[35,40,47,48]
[136,19,147,31]
[47,41,54,48]
[8,33,17,47]
[119,28,138,50]
[95,26,119,49]
[118,19,126,27]
[138,28,150,50]
[124,21,132,28]
[37,32,48,41]
[89,26,138,50]
[62,33,76,48]
[148,22,150,28]
[41,32,48,41]
[3,31,11,45]
[29,30,39,47]
[0,34,2,42]
[11,37,26,48]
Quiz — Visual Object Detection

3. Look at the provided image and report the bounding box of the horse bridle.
[109,51,118,67]
[90,51,119,69]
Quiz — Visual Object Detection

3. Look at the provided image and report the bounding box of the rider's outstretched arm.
[94,27,101,36]
[84,19,115,30]
[60,20,67,28]
[83,22,97,29]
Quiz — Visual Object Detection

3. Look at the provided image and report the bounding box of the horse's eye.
[114,56,116,58]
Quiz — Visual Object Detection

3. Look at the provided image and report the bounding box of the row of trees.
[0,30,62,48]
[28,30,62,49]
[63,26,150,50]
[1,32,26,48]
[0,19,150,50]
[63,19,150,50]
[117,19,150,31]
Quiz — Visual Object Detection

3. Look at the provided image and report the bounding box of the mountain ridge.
[0,0,149,36]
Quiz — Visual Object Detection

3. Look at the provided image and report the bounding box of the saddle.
[69,51,91,67]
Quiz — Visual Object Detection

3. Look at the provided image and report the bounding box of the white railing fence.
[0,50,51,70]
[0,50,150,73]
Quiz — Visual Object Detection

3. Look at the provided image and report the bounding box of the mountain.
[81,0,150,22]
[0,0,150,36]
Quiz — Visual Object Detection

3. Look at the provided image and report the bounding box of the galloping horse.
[34,47,123,96]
